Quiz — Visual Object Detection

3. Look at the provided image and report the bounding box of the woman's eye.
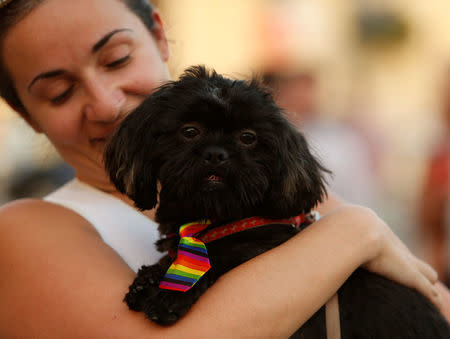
[105,55,130,68]
[239,131,257,145]
[181,126,201,139]
[50,85,74,104]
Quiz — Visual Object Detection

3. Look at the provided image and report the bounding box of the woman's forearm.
[164,205,380,338]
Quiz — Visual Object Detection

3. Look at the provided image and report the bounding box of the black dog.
[105,66,449,338]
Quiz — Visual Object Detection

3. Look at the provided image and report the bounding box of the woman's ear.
[151,9,170,62]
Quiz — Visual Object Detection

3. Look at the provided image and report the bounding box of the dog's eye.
[239,131,257,145]
[181,126,201,140]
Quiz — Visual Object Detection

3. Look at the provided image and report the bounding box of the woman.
[0,0,447,337]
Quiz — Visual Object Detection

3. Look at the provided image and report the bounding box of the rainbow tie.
[159,221,212,292]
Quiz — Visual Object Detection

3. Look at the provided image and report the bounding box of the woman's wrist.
[316,192,385,265]
[320,204,383,264]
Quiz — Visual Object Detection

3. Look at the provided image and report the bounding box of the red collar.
[198,211,318,244]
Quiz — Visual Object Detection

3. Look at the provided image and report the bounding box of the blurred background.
[0,0,448,282]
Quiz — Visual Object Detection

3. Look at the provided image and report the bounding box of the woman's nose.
[83,80,125,122]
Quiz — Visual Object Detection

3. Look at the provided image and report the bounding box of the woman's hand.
[366,222,442,310]
[436,283,450,321]
[318,193,443,312]
[334,206,442,311]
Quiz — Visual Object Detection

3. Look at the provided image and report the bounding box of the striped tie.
[159,221,212,292]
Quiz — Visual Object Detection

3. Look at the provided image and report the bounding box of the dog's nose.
[203,146,229,165]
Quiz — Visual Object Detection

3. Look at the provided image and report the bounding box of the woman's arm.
[0,199,440,338]
[315,190,347,214]
[176,204,442,338]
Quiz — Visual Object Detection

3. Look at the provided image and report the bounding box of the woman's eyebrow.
[28,70,65,92]
[28,28,133,92]
[92,28,132,53]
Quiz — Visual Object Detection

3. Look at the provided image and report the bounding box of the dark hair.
[0,0,155,112]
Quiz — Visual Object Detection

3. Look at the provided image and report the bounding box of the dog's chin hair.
[155,161,271,225]
[158,196,256,227]
[196,191,253,221]
[157,174,269,226]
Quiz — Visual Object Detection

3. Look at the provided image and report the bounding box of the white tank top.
[44,178,163,272]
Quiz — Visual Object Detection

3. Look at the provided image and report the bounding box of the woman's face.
[2,0,170,188]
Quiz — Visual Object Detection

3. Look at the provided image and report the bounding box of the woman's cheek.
[131,58,170,94]
[43,109,85,146]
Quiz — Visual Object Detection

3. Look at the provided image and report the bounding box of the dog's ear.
[104,96,162,211]
[266,120,329,215]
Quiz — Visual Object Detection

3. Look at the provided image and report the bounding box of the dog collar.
[199,211,319,244]
[159,212,319,292]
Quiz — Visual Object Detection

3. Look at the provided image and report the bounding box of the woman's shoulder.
[0,198,108,277]
[0,198,100,237]
[0,198,104,278]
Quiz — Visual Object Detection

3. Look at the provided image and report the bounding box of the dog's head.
[104,66,328,226]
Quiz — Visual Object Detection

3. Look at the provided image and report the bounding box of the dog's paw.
[124,264,199,325]
[143,291,194,325]
[124,264,164,312]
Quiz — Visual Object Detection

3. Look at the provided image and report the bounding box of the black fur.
[104,66,449,338]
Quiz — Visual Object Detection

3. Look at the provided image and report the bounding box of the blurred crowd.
[0,0,448,285]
